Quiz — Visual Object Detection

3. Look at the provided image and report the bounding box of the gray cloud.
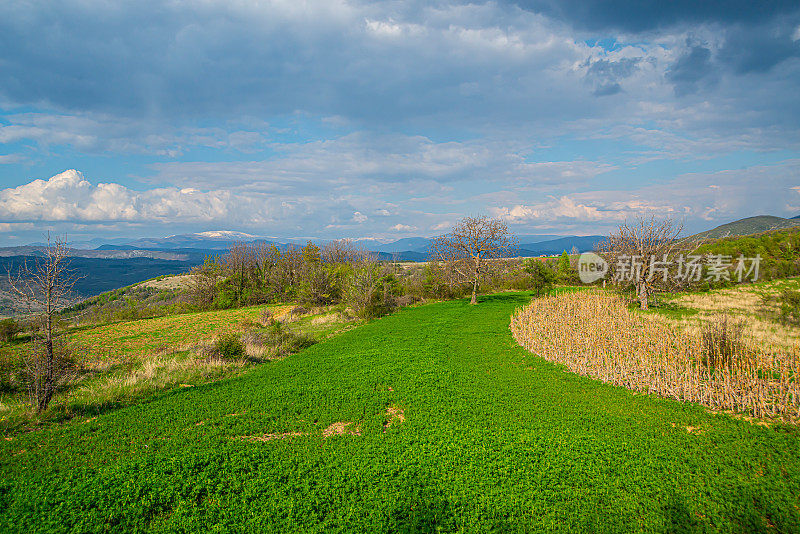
[1,1,798,155]
[584,57,641,96]
[667,41,715,95]
[508,0,800,33]
[718,22,800,74]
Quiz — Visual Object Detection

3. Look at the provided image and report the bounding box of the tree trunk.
[40,310,54,413]
[637,280,649,310]
[471,276,478,305]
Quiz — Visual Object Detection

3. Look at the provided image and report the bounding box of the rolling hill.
[1,293,797,531]
[686,215,800,242]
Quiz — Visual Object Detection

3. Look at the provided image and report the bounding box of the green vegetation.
[0,304,347,431]
[1,293,798,532]
[775,288,800,325]
[0,318,20,342]
[523,258,556,296]
[686,215,800,241]
[693,225,800,282]
[214,332,245,359]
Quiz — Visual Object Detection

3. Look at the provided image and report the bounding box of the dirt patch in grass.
[239,432,307,442]
[383,406,405,431]
[323,421,361,437]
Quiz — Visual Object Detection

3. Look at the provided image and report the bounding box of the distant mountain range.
[12,213,800,264]
[21,231,606,261]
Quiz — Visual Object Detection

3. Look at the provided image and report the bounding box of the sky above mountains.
[1,0,799,245]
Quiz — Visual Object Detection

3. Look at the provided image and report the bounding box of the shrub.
[777,289,800,325]
[700,316,746,369]
[214,333,244,360]
[395,295,419,308]
[0,318,21,342]
[0,350,19,392]
[263,321,316,356]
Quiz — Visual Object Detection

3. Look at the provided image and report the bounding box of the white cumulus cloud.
[0,170,270,224]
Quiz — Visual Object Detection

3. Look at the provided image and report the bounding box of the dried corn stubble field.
[510,290,800,420]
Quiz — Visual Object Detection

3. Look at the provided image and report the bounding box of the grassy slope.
[1,293,799,532]
[70,305,282,364]
[687,215,800,241]
[4,305,286,366]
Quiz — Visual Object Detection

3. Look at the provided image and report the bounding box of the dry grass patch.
[383,406,405,431]
[660,281,800,352]
[310,312,346,326]
[138,274,194,290]
[72,352,249,409]
[323,421,361,437]
[239,432,306,442]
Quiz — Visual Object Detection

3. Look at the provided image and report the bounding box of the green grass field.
[2,293,799,532]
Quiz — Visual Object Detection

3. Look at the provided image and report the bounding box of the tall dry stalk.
[510,291,799,420]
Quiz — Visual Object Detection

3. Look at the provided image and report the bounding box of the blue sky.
[1,0,799,245]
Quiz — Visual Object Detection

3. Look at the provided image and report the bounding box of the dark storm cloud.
[718,22,800,74]
[667,42,714,96]
[513,0,800,81]
[508,0,800,33]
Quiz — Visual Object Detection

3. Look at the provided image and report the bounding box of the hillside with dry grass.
[650,278,800,352]
[0,303,356,431]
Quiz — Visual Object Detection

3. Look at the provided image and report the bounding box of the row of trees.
[188,239,402,318]
[187,215,577,314]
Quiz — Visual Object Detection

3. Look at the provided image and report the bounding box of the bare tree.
[7,235,81,412]
[429,215,517,305]
[322,239,360,264]
[598,216,683,309]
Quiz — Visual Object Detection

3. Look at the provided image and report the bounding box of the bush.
[263,321,316,356]
[0,350,19,392]
[395,295,419,308]
[214,333,244,360]
[0,318,20,342]
[776,289,800,325]
[290,306,310,318]
[700,316,746,369]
